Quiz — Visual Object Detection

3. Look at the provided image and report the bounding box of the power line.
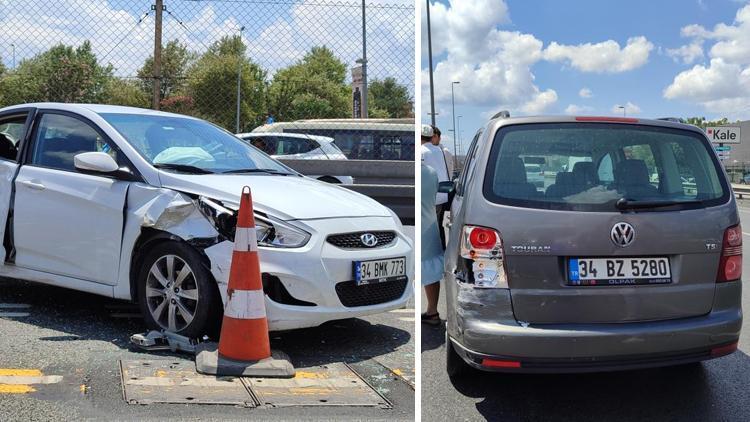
[99,10,151,64]
[182,0,413,10]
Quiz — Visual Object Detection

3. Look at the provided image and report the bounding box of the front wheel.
[137,241,220,338]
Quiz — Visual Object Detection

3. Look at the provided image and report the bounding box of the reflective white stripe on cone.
[234,227,258,252]
[224,289,266,320]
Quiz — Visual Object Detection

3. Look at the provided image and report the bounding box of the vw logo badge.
[611,222,635,247]
[360,233,378,247]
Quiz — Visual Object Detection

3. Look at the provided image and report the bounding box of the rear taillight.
[460,226,508,288]
[717,224,742,283]
[481,358,521,368]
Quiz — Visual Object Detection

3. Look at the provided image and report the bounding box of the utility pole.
[451,81,460,157]
[361,0,368,118]
[152,0,164,110]
[426,0,436,126]
[236,26,245,133]
[10,44,15,69]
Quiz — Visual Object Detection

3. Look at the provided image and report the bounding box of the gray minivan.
[442,115,742,376]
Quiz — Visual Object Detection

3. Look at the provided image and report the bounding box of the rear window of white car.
[483,123,729,212]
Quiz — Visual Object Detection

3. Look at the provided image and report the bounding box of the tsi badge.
[360,233,378,247]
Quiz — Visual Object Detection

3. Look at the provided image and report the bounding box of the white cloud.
[663,4,750,119]
[611,102,641,115]
[578,87,593,98]
[543,36,654,73]
[664,58,750,102]
[564,104,594,115]
[422,1,556,114]
[666,40,704,64]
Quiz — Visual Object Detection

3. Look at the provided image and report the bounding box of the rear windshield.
[483,123,729,211]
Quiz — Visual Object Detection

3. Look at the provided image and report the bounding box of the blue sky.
[422,0,750,154]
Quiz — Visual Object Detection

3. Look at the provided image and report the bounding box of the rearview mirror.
[438,181,455,194]
[74,151,119,174]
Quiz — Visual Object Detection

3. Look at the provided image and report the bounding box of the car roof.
[487,115,705,135]
[236,132,334,143]
[0,102,200,120]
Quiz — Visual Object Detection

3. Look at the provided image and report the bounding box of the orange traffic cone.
[195,186,294,377]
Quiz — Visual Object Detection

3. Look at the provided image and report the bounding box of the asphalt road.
[421,207,750,422]
[0,227,415,421]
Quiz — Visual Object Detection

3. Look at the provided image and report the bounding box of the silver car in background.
[442,115,742,376]
[236,132,354,184]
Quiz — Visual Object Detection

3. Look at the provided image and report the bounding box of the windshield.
[483,123,729,211]
[101,113,292,174]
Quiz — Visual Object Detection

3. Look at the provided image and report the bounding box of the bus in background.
[251,118,415,161]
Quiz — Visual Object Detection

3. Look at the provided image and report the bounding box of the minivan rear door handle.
[20,180,46,191]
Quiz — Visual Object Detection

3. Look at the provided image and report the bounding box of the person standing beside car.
[431,127,455,179]
[421,125,449,249]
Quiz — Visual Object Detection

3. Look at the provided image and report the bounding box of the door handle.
[20,180,45,191]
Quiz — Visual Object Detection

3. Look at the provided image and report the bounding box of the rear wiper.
[153,163,213,174]
[221,168,294,175]
[615,198,702,210]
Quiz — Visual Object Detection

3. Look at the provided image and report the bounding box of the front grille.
[326,231,396,249]
[335,277,408,307]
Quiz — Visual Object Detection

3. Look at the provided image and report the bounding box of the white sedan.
[0,103,413,336]
[235,132,354,184]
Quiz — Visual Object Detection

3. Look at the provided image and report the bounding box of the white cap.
[421,124,434,138]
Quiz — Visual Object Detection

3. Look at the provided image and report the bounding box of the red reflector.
[718,255,742,282]
[469,227,497,249]
[481,358,521,368]
[575,116,639,123]
[710,342,738,357]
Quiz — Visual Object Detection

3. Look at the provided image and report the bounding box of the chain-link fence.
[0,0,415,162]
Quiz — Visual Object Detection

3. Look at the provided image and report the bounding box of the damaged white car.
[0,103,413,336]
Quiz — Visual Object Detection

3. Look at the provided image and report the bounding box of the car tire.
[137,241,221,338]
[446,329,470,379]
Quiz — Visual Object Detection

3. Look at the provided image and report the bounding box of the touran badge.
[611,222,635,247]
[360,233,378,247]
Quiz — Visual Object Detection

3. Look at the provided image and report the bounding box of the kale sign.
[706,126,741,144]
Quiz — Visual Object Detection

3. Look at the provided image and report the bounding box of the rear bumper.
[447,279,742,373]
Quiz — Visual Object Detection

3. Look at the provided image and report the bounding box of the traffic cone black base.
[195,342,295,378]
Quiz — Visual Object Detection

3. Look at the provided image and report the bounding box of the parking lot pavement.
[422,212,750,422]
[0,265,414,418]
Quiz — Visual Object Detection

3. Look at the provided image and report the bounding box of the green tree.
[684,116,732,129]
[0,57,6,77]
[0,41,112,105]
[368,77,413,118]
[137,40,193,101]
[103,78,149,108]
[268,46,350,121]
[185,36,266,131]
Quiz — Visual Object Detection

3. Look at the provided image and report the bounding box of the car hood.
[157,172,391,221]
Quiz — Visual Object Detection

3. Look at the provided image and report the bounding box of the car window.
[0,114,28,162]
[483,123,728,211]
[286,129,415,160]
[101,113,291,174]
[31,113,116,172]
[456,130,482,196]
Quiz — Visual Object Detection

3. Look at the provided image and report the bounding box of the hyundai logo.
[360,233,378,247]
[611,222,635,247]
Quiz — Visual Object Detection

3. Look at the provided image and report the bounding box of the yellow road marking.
[392,368,404,376]
[0,369,42,377]
[294,371,327,379]
[0,384,35,394]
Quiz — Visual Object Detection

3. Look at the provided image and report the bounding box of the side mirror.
[438,181,455,193]
[74,151,119,174]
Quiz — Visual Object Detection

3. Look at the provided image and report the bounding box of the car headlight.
[254,215,310,248]
[198,196,310,248]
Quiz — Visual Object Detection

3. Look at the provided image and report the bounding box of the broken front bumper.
[205,216,414,331]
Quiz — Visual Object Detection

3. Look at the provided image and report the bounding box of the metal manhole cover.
[119,359,256,406]
[242,362,390,408]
